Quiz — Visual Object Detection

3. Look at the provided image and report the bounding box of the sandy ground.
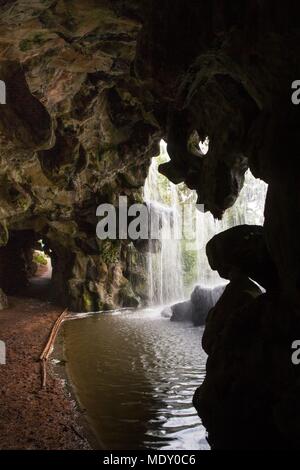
[0,266,90,450]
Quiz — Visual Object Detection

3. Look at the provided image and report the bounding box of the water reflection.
[63,307,209,450]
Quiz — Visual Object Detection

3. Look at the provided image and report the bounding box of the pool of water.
[62,307,209,450]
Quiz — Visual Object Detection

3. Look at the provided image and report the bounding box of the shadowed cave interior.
[0,0,300,450]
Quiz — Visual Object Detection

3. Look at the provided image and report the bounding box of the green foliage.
[82,289,93,311]
[17,197,30,211]
[181,240,198,292]
[145,143,267,296]
[101,240,120,264]
[33,251,48,266]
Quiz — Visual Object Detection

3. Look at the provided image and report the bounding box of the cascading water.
[63,143,267,452]
[193,170,268,286]
[144,140,268,306]
[143,145,184,305]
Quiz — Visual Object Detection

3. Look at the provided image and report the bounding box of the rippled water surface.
[63,307,209,450]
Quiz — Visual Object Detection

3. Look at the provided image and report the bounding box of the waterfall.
[144,141,268,306]
[144,142,184,305]
[193,170,268,287]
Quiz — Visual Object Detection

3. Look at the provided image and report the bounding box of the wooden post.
[40,308,69,388]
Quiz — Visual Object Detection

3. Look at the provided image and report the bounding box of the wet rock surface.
[0,1,298,314]
[170,300,193,323]
[191,284,226,326]
[0,1,160,311]
[170,284,225,326]
[0,0,299,450]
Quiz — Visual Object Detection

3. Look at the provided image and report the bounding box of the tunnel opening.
[0,230,54,303]
[25,239,53,302]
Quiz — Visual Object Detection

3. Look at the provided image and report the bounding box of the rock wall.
[0,1,160,310]
[136,1,300,449]
[0,0,300,449]
[135,2,300,449]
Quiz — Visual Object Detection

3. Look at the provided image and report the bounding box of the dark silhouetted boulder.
[170,284,226,326]
[206,225,279,291]
[193,275,300,449]
[170,300,193,322]
[191,284,226,326]
[160,306,172,318]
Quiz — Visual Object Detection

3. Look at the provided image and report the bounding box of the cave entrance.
[25,240,53,301]
[0,230,54,303]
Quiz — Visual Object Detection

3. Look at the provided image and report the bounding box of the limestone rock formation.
[160,305,172,318]
[206,225,279,290]
[170,284,226,326]
[170,299,193,323]
[0,0,161,311]
[0,0,300,450]
[138,0,300,450]
[191,284,226,326]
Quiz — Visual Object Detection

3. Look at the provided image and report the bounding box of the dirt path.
[0,295,90,450]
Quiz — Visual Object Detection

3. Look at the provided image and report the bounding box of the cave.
[0,230,53,302]
[0,0,300,453]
